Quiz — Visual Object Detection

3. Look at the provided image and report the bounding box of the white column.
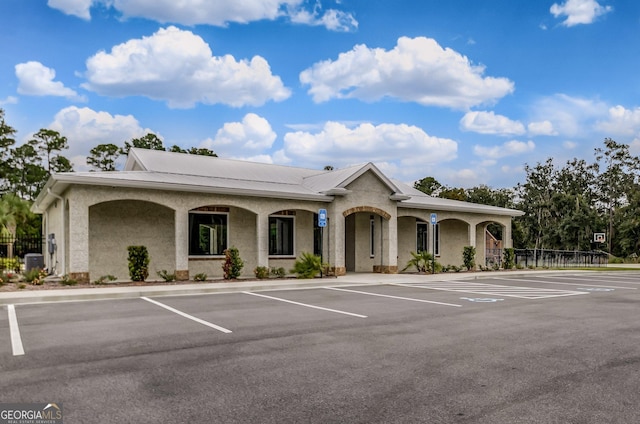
[504,220,513,248]
[387,215,398,271]
[175,208,189,279]
[68,200,89,282]
[256,213,269,267]
[331,212,345,274]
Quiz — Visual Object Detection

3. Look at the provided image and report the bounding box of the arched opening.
[89,199,174,280]
[343,206,392,273]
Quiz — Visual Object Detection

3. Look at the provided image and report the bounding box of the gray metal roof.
[32,148,524,217]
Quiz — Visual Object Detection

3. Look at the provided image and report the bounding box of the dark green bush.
[127,245,150,282]
[157,270,176,282]
[291,252,323,279]
[194,272,207,281]
[254,266,269,279]
[402,251,440,273]
[463,246,476,271]
[222,247,244,280]
[503,248,515,269]
[270,267,286,278]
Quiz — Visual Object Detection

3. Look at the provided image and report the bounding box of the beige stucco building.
[32,148,524,283]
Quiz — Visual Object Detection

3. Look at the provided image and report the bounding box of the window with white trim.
[189,213,228,256]
[269,216,294,256]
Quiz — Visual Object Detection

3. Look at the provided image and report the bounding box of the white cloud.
[595,105,640,136]
[0,96,18,106]
[474,140,535,160]
[460,111,525,135]
[289,7,358,32]
[82,26,291,108]
[529,94,608,138]
[49,106,151,170]
[47,0,92,20]
[201,113,277,155]
[299,36,514,110]
[550,0,612,27]
[527,120,557,136]
[282,121,458,175]
[47,0,357,31]
[15,61,84,100]
[563,140,578,149]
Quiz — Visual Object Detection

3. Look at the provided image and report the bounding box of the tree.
[168,145,187,153]
[0,194,34,258]
[594,138,640,254]
[413,176,442,196]
[8,141,47,200]
[121,133,165,155]
[187,147,217,157]
[31,129,69,173]
[87,143,121,171]
[439,186,466,201]
[516,158,556,250]
[0,108,16,193]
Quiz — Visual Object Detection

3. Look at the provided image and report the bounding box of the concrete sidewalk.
[0,269,599,306]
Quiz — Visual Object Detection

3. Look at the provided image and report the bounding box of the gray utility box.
[24,253,44,272]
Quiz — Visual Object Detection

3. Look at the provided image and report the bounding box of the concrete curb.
[0,269,605,305]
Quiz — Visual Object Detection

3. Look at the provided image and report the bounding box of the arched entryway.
[343,206,393,273]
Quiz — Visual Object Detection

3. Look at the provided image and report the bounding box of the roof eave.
[399,201,525,216]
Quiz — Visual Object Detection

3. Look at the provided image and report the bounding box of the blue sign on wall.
[430,213,437,224]
[318,209,327,227]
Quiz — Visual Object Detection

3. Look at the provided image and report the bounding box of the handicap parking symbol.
[460,297,504,303]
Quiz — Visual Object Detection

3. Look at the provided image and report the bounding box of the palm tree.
[0,194,33,258]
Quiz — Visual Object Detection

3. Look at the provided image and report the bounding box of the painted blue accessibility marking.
[577,288,615,292]
[460,297,504,303]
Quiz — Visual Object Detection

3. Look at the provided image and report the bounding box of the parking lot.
[2,271,640,423]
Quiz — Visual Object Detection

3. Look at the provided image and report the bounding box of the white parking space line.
[392,281,587,299]
[242,291,367,318]
[7,304,25,356]
[325,287,462,307]
[498,277,637,290]
[140,297,232,333]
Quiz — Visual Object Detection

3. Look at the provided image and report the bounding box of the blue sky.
[1,0,639,188]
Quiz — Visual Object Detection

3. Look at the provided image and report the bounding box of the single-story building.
[31,148,524,283]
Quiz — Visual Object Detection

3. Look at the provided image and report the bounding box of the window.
[269,216,294,256]
[313,213,322,256]
[417,222,428,253]
[417,221,440,255]
[370,216,375,257]
[189,213,227,256]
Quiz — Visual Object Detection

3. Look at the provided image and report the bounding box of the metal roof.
[32,148,524,217]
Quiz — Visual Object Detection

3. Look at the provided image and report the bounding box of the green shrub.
[194,272,207,282]
[503,248,515,270]
[402,251,439,273]
[222,247,244,280]
[516,263,524,270]
[270,267,286,278]
[24,268,45,285]
[59,275,78,286]
[463,246,476,271]
[609,256,624,264]
[0,257,20,272]
[291,252,323,279]
[127,245,150,282]
[17,283,26,289]
[254,266,269,279]
[157,270,176,282]
[93,275,117,285]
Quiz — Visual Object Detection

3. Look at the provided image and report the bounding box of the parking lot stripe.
[496,277,637,290]
[393,281,587,299]
[242,291,367,318]
[140,297,232,333]
[325,287,462,307]
[7,304,25,356]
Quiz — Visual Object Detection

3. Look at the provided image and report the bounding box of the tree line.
[414,138,640,258]
[1,108,640,258]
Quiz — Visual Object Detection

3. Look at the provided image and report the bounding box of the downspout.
[380,215,384,271]
[48,189,64,276]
